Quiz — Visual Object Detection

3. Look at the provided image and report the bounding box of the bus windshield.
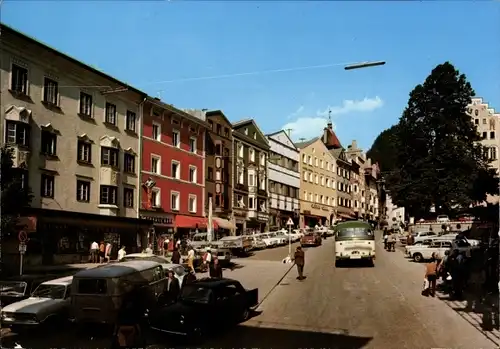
[337,227,373,238]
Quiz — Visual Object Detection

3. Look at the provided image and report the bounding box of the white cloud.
[316,96,384,117]
[282,117,335,141]
[287,105,304,119]
[282,96,383,141]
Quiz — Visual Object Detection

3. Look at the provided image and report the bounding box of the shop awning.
[175,215,210,229]
[338,212,355,219]
[212,217,236,230]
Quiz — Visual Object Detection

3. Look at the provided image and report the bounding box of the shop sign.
[233,210,247,218]
[140,215,174,226]
[257,213,268,222]
[311,204,331,212]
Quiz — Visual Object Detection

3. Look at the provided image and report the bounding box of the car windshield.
[32,284,66,299]
[337,227,373,238]
[122,255,167,264]
[0,281,27,296]
[180,285,213,304]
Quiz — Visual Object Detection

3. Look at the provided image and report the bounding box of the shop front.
[233,208,248,236]
[139,212,175,251]
[270,209,299,230]
[246,212,269,233]
[7,208,152,269]
[299,202,334,228]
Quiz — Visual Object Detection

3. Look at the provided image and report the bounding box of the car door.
[440,241,452,256]
[215,284,244,322]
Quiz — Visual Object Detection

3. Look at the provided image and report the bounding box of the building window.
[171,161,180,179]
[208,167,213,180]
[308,156,312,165]
[248,174,255,186]
[5,121,29,147]
[41,131,57,156]
[76,180,90,202]
[483,118,487,124]
[124,153,135,173]
[224,147,230,157]
[188,195,197,213]
[208,120,213,130]
[489,147,497,161]
[43,77,58,105]
[249,149,255,162]
[152,122,161,141]
[79,92,93,117]
[260,178,266,190]
[126,111,136,132]
[41,174,54,198]
[171,191,180,211]
[475,119,479,125]
[189,166,197,183]
[238,171,244,184]
[123,187,134,208]
[249,197,255,210]
[11,64,28,95]
[100,185,117,205]
[105,103,117,125]
[216,124,222,135]
[189,137,196,153]
[77,141,91,163]
[482,132,487,139]
[260,153,266,166]
[490,131,495,139]
[224,127,230,137]
[151,188,160,208]
[151,156,161,174]
[238,144,244,158]
[101,147,119,168]
[172,130,180,148]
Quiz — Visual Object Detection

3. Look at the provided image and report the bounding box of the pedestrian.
[293,246,305,280]
[171,248,181,264]
[145,244,153,254]
[159,270,180,306]
[209,257,223,278]
[187,247,195,273]
[90,241,99,263]
[425,253,439,297]
[105,242,112,262]
[118,246,127,261]
[204,249,212,272]
[450,250,466,300]
[99,241,106,263]
[383,230,388,250]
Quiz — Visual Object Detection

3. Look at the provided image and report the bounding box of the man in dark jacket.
[294,246,305,280]
[171,248,181,264]
[160,270,180,305]
[209,257,223,278]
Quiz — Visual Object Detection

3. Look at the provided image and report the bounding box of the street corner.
[222,259,294,303]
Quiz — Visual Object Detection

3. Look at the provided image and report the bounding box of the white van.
[71,260,164,325]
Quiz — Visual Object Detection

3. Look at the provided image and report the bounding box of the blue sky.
[3,1,499,150]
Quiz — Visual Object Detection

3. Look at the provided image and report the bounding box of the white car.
[414,231,439,243]
[250,237,267,250]
[1,276,73,329]
[258,233,279,247]
[436,215,450,223]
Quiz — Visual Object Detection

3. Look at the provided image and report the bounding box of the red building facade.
[140,98,208,238]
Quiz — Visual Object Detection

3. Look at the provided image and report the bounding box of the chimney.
[351,140,357,150]
[323,127,329,144]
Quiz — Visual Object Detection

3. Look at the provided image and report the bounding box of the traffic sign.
[19,243,27,254]
[286,218,294,226]
[18,231,27,242]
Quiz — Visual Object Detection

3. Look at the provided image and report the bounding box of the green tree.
[1,146,33,236]
[386,62,498,218]
[367,124,399,173]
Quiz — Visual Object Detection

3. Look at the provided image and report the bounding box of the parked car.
[300,233,322,247]
[147,278,258,341]
[413,231,439,243]
[436,215,450,223]
[258,233,279,247]
[1,276,73,331]
[249,236,267,250]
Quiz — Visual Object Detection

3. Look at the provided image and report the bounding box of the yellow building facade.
[296,138,337,228]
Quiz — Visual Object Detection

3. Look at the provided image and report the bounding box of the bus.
[334,221,375,267]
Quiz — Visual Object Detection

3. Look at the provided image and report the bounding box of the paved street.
[3,235,497,349]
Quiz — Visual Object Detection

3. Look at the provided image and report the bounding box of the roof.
[329,148,343,158]
[1,24,147,99]
[336,220,371,229]
[74,260,161,278]
[232,119,253,127]
[42,276,73,285]
[147,97,209,128]
[294,137,319,149]
[191,277,238,288]
[323,126,343,149]
[205,110,233,128]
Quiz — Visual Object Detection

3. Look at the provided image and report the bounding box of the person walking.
[425,253,439,297]
[293,246,305,280]
[209,257,223,278]
[171,248,181,264]
[187,247,195,273]
[90,241,99,263]
[99,241,106,263]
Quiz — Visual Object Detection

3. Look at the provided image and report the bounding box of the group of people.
[90,241,122,263]
[423,249,479,300]
[383,229,397,252]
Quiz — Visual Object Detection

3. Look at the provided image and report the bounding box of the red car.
[300,233,322,247]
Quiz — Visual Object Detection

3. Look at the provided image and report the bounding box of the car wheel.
[240,307,250,322]
[413,253,423,263]
[190,326,206,343]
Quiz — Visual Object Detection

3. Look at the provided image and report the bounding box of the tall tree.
[367,124,399,173]
[1,146,33,236]
[386,62,498,218]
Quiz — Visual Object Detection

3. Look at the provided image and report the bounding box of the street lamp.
[344,61,386,70]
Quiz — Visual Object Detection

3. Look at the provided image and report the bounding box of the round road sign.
[18,230,28,242]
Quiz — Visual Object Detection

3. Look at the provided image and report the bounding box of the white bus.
[334,221,375,267]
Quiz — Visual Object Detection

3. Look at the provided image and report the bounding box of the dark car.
[147,278,258,341]
[300,233,322,247]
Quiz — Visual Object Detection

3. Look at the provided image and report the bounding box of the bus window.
[337,227,372,238]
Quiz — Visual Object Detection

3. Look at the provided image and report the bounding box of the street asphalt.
[2,234,496,349]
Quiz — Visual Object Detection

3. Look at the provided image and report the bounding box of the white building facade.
[266,131,300,228]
